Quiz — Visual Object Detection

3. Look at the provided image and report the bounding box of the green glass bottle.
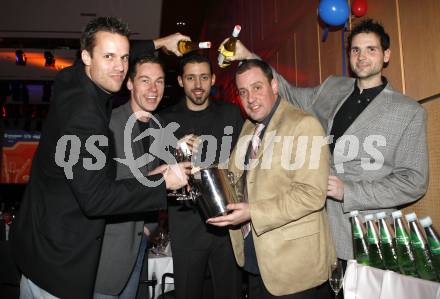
[392,210,417,277]
[419,216,440,281]
[376,212,400,272]
[405,212,438,281]
[350,210,369,265]
[364,214,386,269]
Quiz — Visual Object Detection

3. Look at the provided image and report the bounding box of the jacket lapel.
[326,79,355,134]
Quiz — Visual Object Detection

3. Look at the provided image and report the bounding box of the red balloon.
[352,0,368,17]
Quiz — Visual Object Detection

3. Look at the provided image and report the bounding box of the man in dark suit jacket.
[10,17,190,299]
[94,56,169,298]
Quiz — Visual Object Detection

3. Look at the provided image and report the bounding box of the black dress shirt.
[329,77,387,153]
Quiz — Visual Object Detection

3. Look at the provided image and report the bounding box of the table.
[148,251,174,299]
[344,260,440,299]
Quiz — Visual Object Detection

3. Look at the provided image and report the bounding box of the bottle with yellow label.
[218,25,241,68]
[177,41,211,55]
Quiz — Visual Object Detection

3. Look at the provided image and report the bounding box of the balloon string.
[322,27,329,42]
[341,22,347,77]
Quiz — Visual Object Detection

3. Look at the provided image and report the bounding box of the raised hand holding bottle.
[218,25,241,68]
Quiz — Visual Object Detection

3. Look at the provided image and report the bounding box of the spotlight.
[15,50,27,66]
[44,51,56,67]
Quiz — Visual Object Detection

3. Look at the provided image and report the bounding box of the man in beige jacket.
[207,59,336,298]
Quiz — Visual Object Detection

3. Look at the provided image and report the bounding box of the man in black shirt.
[160,55,244,299]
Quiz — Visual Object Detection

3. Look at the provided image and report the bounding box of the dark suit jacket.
[10,41,167,299]
[94,102,163,294]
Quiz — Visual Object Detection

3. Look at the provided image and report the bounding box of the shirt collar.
[354,76,388,98]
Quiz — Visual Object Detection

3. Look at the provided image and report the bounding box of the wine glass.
[329,260,344,298]
[167,146,190,199]
[167,140,199,201]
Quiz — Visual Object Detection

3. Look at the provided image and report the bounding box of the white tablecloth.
[148,252,174,299]
[344,260,440,299]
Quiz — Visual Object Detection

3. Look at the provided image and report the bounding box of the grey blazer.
[94,102,163,294]
[275,72,428,260]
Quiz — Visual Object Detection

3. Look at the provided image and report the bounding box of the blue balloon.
[318,0,349,26]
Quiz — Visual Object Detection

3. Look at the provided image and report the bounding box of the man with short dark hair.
[223,19,428,264]
[208,59,335,298]
[94,55,168,299]
[160,54,243,299]
[11,17,190,299]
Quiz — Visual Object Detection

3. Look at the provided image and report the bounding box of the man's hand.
[153,33,191,56]
[162,162,192,190]
[218,39,253,62]
[206,203,250,227]
[327,175,344,201]
[148,164,169,176]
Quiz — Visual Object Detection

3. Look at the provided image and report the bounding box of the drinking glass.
[329,260,344,298]
[167,141,200,201]
[167,147,190,199]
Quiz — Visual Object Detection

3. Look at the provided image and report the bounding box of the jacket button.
[96,236,102,241]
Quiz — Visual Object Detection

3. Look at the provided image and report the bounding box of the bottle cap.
[199,42,211,49]
[350,210,359,217]
[391,210,402,219]
[364,214,374,222]
[419,216,432,227]
[405,212,417,222]
[376,212,387,219]
[232,25,241,37]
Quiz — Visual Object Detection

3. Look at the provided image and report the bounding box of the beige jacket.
[228,99,336,296]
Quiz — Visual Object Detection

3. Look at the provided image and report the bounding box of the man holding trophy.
[207,59,336,299]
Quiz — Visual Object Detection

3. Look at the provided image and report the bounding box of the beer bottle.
[405,212,438,281]
[376,212,400,272]
[218,25,241,68]
[364,214,386,269]
[419,216,440,280]
[350,210,369,265]
[392,210,417,276]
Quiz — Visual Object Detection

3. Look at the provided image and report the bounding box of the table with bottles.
[346,209,440,298]
[350,210,440,281]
